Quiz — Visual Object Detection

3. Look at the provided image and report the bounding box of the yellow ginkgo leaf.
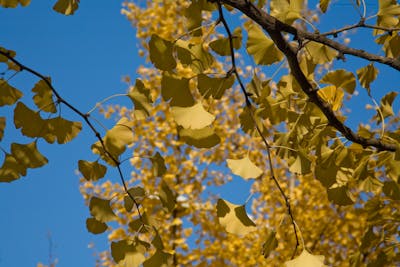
[317,85,344,111]
[216,198,256,236]
[89,196,117,223]
[104,117,134,157]
[226,156,263,180]
[285,249,327,267]
[179,126,220,148]
[171,102,215,129]
[0,79,23,107]
[305,41,337,64]
[53,0,80,15]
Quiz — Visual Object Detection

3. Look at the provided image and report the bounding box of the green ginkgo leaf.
[11,141,48,169]
[0,79,23,106]
[161,73,195,107]
[86,217,108,234]
[128,79,153,119]
[171,102,215,129]
[0,154,25,182]
[226,156,263,180]
[305,41,337,64]
[197,74,235,99]
[149,34,176,71]
[179,126,220,148]
[216,198,256,236]
[104,117,134,157]
[0,0,30,8]
[175,39,214,73]
[246,24,283,65]
[285,249,327,267]
[320,69,356,94]
[0,117,5,141]
[209,27,242,56]
[78,160,107,181]
[89,196,117,223]
[31,79,57,113]
[53,0,80,15]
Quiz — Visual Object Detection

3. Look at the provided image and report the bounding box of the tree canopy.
[1,0,400,266]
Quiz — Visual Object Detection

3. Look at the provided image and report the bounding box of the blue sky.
[0,1,399,267]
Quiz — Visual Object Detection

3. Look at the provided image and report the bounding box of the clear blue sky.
[0,1,399,267]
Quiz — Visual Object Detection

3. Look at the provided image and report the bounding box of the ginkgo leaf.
[86,217,108,234]
[150,152,166,177]
[0,79,23,106]
[31,79,57,113]
[216,198,256,236]
[226,156,263,180]
[171,102,215,129]
[14,102,47,139]
[382,181,400,200]
[319,0,331,13]
[89,196,117,223]
[376,0,400,31]
[151,230,164,250]
[377,91,398,119]
[197,74,235,99]
[149,34,176,71]
[184,1,202,36]
[104,117,134,157]
[175,39,214,73]
[124,186,146,212]
[317,85,344,111]
[262,229,278,258]
[179,126,220,148]
[161,73,195,107]
[0,154,25,182]
[78,160,107,181]
[327,184,355,205]
[246,24,283,65]
[285,249,327,267]
[143,249,173,267]
[0,117,5,141]
[246,74,271,98]
[53,0,79,15]
[0,0,30,8]
[356,63,379,94]
[11,141,48,169]
[209,27,242,56]
[305,41,337,64]
[128,78,152,119]
[270,0,303,24]
[289,150,311,175]
[111,240,146,267]
[45,117,82,144]
[91,141,116,166]
[320,69,356,94]
[159,180,176,212]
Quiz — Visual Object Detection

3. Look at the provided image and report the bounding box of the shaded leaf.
[46,117,82,144]
[319,0,331,12]
[246,23,283,65]
[151,230,164,250]
[382,181,400,200]
[226,156,263,180]
[89,196,117,223]
[209,27,242,56]
[128,79,152,119]
[0,0,30,8]
[86,217,108,234]
[149,34,176,71]
[143,249,173,267]
[0,154,25,182]
[104,117,134,157]
[171,102,215,129]
[159,180,176,212]
[197,73,235,99]
[53,0,80,15]
[124,186,146,212]
[78,160,107,181]
[377,91,398,119]
[0,117,5,141]
[176,39,214,73]
[320,69,356,94]
[151,152,166,177]
[262,229,278,259]
[14,102,47,139]
[0,79,23,106]
[31,79,56,113]
[111,240,146,267]
[216,198,256,236]
[289,150,311,175]
[285,249,327,267]
[356,63,379,94]
[305,41,337,64]
[179,126,220,148]
[11,141,48,169]
[327,185,355,206]
[161,73,194,107]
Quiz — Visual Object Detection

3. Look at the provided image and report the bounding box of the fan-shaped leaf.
[151,152,166,177]
[143,249,173,267]
[89,197,117,223]
[45,117,82,144]
[14,102,47,139]
[149,34,176,71]
[317,85,344,111]
[226,156,263,180]
[0,79,23,106]
[31,79,56,113]
[161,73,194,107]
[124,186,146,212]
[327,184,355,206]
[11,141,48,169]
[175,39,214,73]
[0,0,30,8]
[104,117,134,157]
[128,79,152,119]
[285,249,327,267]
[171,102,215,129]
[320,69,356,94]
[197,74,235,99]
[179,126,220,148]
[53,0,80,15]
[111,240,146,267]
[209,27,242,56]
[78,160,107,181]
[356,63,379,94]
[86,217,108,234]
[305,41,337,64]
[0,154,25,182]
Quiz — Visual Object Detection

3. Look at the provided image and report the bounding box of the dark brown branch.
[219,0,397,152]
[0,50,144,221]
[216,1,300,258]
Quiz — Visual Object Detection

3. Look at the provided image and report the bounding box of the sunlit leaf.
[382,181,400,200]
[209,27,242,56]
[262,229,278,258]
[0,79,23,106]
[78,160,107,181]
[171,102,215,129]
[305,41,337,64]
[179,126,220,148]
[53,0,80,15]
[128,78,152,119]
[197,73,235,99]
[270,0,303,24]
[289,150,311,175]
[31,79,57,113]
[104,117,134,157]
[319,0,331,13]
[176,39,214,73]
[317,85,344,111]
[356,63,379,94]
[246,23,283,65]
[0,154,25,182]
[124,186,146,212]
[0,0,30,8]
[0,117,5,141]
[216,198,256,236]
[86,217,108,234]
[376,0,400,31]
[143,249,173,267]
[161,72,195,107]
[377,91,398,119]
[89,196,117,223]
[150,152,166,177]
[226,156,263,180]
[111,240,146,267]
[285,249,327,267]
[11,141,48,169]
[149,34,176,71]
[159,180,176,212]
[327,184,355,206]
[46,117,82,144]
[320,69,356,94]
